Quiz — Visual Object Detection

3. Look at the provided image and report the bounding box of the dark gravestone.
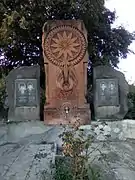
[93,65,129,120]
[6,65,40,122]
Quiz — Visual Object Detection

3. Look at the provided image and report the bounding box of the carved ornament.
[44,25,87,67]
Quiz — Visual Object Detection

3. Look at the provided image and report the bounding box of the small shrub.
[54,119,102,180]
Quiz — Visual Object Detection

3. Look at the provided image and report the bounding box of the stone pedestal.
[44,104,90,125]
[42,20,91,125]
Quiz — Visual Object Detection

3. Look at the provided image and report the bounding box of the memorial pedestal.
[44,104,91,125]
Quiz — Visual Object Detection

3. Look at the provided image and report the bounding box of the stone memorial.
[6,65,40,122]
[93,65,129,120]
[42,20,91,125]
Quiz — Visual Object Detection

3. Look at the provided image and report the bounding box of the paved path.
[0,121,135,180]
[0,124,56,180]
[0,141,56,180]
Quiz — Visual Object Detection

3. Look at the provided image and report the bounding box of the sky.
[105,0,135,84]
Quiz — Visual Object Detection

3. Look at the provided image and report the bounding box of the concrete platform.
[0,120,135,180]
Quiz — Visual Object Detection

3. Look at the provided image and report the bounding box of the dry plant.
[55,118,101,180]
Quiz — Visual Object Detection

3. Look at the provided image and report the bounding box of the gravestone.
[42,20,91,125]
[93,65,129,120]
[6,65,40,122]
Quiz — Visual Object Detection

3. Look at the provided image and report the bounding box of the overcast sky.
[105,0,135,84]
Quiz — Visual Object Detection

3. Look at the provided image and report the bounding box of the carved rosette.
[43,25,87,67]
[43,24,87,100]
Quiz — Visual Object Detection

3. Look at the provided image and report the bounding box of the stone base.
[8,106,40,122]
[44,105,91,125]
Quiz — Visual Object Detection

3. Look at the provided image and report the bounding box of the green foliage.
[0,73,8,120]
[0,75,6,109]
[40,87,46,121]
[125,84,135,119]
[55,157,73,180]
[55,156,101,180]
[88,166,101,180]
[0,0,134,68]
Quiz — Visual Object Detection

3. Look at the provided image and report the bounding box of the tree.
[125,84,135,119]
[0,0,134,69]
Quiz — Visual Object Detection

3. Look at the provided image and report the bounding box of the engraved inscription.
[15,79,37,107]
[96,79,119,106]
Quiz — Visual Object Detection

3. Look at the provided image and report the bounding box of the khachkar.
[42,20,91,125]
